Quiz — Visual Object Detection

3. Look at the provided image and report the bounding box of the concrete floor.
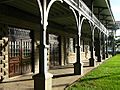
[0,60,106,90]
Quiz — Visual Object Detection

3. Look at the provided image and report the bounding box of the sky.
[110,0,120,21]
[110,0,120,36]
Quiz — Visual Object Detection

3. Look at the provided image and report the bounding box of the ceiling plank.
[0,4,40,23]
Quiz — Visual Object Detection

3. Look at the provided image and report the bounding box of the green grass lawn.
[67,54,120,90]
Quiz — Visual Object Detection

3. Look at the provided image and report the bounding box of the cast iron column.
[112,35,115,56]
[102,34,106,59]
[70,4,83,75]
[106,35,108,58]
[89,24,96,66]
[30,30,35,73]
[74,15,83,75]
[33,0,53,90]
[97,31,102,62]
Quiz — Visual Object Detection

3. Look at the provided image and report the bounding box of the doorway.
[8,27,32,77]
[49,34,60,67]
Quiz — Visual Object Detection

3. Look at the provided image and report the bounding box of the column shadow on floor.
[53,73,75,78]
[0,78,33,84]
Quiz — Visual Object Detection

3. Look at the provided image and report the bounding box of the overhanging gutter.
[105,0,115,24]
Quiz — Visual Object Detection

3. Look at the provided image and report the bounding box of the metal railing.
[67,0,108,34]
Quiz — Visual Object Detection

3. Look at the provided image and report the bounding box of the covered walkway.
[0,0,115,90]
[0,58,110,90]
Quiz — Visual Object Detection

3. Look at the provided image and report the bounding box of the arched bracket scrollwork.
[89,21,96,32]
[80,16,86,27]
[89,23,96,43]
[37,0,43,24]
[69,7,79,28]
[46,0,63,21]
[70,7,86,35]
[36,0,63,30]
[78,15,86,34]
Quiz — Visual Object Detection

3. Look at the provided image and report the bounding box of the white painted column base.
[89,58,96,66]
[33,72,53,90]
[74,62,83,75]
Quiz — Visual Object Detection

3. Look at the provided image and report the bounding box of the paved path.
[0,59,107,90]
[51,60,104,90]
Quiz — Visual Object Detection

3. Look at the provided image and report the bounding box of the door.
[49,34,60,67]
[21,39,32,74]
[8,28,32,77]
[9,39,32,77]
[9,40,21,77]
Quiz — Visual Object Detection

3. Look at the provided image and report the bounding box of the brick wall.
[0,37,8,81]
